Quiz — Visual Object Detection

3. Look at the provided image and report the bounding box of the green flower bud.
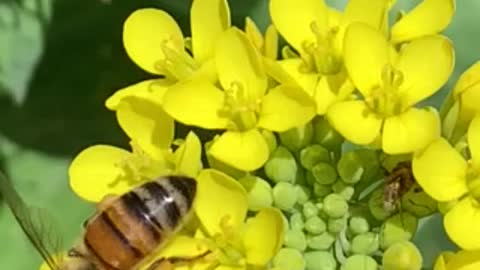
[265,146,298,183]
[401,187,437,217]
[312,162,338,185]
[305,216,327,234]
[295,185,311,204]
[380,213,418,249]
[239,176,273,211]
[300,144,330,170]
[295,167,307,186]
[382,241,422,270]
[438,200,457,214]
[341,255,377,270]
[368,188,390,221]
[332,181,355,201]
[304,251,337,270]
[337,149,381,184]
[308,232,336,250]
[261,129,278,154]
[279,122,313,152]
[273,182,298,210]
[312,116,344,150]
[273,248,306,270]
[290,212,304,231]
[303,201,319,218]
[285,229,307,251]
[328,217,347,234]
[314,183,332,198]
[351,232,379,255]
[323,194,349,218]
[348,216,370,235]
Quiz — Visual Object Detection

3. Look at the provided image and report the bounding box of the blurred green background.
[0,0,477,269]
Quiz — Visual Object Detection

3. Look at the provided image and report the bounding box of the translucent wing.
[0,171,62,270]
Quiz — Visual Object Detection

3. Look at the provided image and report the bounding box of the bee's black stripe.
[84,238,121,270]
[143,182,181,227]
[101,212,143,258]
[169,178,196,208]
[122,192,161,240]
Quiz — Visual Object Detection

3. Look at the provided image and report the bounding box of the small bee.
[383,161,416,213]
[0,173,206,270]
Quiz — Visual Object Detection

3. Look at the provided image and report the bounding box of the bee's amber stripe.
[84,212,141,270]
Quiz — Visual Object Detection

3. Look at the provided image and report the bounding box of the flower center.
[155,38,198,81]
[466,164,480,201]
[217,81,261,131]
[365,64,404,117]
[300,22,341,75]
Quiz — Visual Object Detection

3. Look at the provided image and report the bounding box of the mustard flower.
[268,0,391,115]
[413,115,480,250]
[327,23,454,154]
[244,17,278,60]
[162,28,316,171]
[434,250,480,270]
[69,93,202,202]
[152,169,285,270]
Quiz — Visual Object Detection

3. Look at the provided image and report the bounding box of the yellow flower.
[413,115,480,250]
[268,0,390,115]
[162,28,316,171]
[244,18,278,60]
[69,94,202,202]
[327,23,454,154]
[390,0,455,44]
[152,169,285,270]
[434,250,480,270]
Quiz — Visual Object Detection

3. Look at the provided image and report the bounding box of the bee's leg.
[96,194,117,212]
[146,251,211,270]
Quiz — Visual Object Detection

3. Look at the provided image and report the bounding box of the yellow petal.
[444,250,480,270]
[412,138,468,201]
[216,28,267,101]
[391,0,455,44]
[155,235,209,259]
[195,169,248,235]
[106,79,172,110]
[162,79,228,129]
[314,76,337,115]
[453,61,480,98]
[244,208,285,266]
[191,0,230,63]
[444,196,480,250]
[258,85,316,132]
[269,0,327,53]
[343,23,391,97]
[277,59,318,95]
[342,0,389,30]
[209,130,269,171]
[382,107,440,154]
[173,131,202,177]
[69,145,132,202]
[433,251,455,270]
[396,35,454,107]
[327,100,382,145]
[468,115,480,169]
[123,9,184,74]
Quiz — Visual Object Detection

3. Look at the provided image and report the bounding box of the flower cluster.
[47,0,480,270]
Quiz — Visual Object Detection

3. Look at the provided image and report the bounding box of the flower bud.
[351,232,379,255]
[382,241,422,270]
[273,182,298,210]
[290,212,304,231]
[303,201,319,218]
[314,183,332,198]
[380,213,418,249]
[312,116,344,151]
[265,146,298,183]
[328,217,347,234]
[305,216,327,234]
[261,129,278,154]
[295,185,311,204]
[239,176,273,211]
[332,181,355,201]
[323,194,349,218]
[337,149,381,184]
[304,251,337,270]
[341,255,377,270]
[401,187,437,217]
[308,232,336,250]
[279,122,313,152]
[312,162,338,185]
[273,248,306,270]
[349,216,370,235]
[284,229,307,251]
[300,144,330,170]
[368,188,390,221]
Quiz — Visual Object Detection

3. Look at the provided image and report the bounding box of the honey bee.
[0,173,206,270]
[383,161,416,213]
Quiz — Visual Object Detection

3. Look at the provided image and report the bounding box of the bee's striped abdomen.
[83,176,197,270]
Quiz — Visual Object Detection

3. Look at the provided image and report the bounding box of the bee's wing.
[0,172,62,270]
